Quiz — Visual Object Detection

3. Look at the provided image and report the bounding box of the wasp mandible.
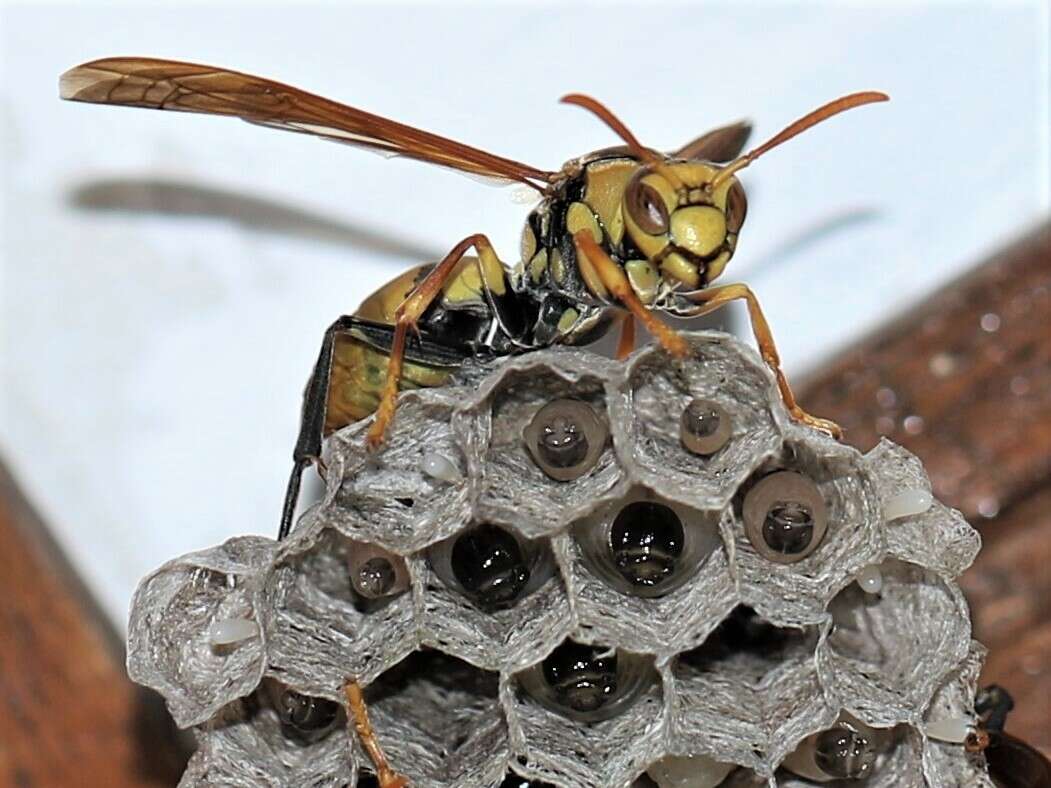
[60,58,888,542]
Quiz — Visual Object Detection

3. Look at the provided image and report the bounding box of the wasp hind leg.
[681,283,843,439]
[367,233,504,449]
[279,315,359,540]
[345,679,409,788]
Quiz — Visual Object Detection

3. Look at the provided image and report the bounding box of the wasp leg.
[616,313,636,361]
[367,233,504,449]
[280,315,360,540]
[344,679,410,788]
[572,231,688,357]
[681,283,843,439]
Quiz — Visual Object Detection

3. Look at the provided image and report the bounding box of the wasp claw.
[665,333,691,358]
[791,410,843,440]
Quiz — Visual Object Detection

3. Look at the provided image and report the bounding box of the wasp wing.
[674,120,752,163]
[345,317,472,368]
[60,57,553,189]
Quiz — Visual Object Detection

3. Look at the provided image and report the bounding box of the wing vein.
[60,56,554,189]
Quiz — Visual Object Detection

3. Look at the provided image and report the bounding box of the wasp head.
[560,90,888,312]
[621,159,746,294]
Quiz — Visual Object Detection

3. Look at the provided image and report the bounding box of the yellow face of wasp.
[621,160,747,293]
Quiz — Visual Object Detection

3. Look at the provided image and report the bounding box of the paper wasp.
[60,58,887,548]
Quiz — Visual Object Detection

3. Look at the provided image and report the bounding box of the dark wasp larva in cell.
[518,639,655,722]
[347,542,411,606]
[524,399,608,481]
[264,683,340,742]
[742,471,827,563]
[782,715,893,782]
[679,398,732,455]
[429,524,556,612]
[575,492,721,598]
[814,726,878,779]
[451,525,529,610]
[542,640,619,713]
[499,775,558,788]
[609,501,685,590]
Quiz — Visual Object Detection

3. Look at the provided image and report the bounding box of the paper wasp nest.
[128,332,994,787]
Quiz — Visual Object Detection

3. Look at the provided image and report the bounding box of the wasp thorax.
[743,471,828,563]
[525,399,608,481]
[450,525,529,610]
[814,727,878,779]
[610,501,684,589]
[680,399,732,455]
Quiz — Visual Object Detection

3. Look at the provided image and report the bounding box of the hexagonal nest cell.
[128,332,994,787]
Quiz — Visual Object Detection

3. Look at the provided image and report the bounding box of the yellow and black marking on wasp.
[59,57,887,544]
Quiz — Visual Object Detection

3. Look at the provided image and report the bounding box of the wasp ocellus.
[60,57,888,546]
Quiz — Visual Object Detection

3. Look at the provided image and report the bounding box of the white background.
[1,1,1048,628]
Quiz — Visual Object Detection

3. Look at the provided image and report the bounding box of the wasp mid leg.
[367,233,503,449]
[344,679,409,788]
[572,231,689,357]
[681,283,843,439]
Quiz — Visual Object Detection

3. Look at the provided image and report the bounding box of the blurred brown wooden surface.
[0,222,1046,786]
[0,464,188,787]
[799,220,1051,755]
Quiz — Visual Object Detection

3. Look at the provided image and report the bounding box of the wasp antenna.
[561,93,683,187]
[711,91,889,188]
[560,93,651,159]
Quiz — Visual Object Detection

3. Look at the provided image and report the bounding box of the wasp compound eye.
[680,398,732,455]
[429,524,556,612]
[814,727,878,779]
[575,493,720,598]
[610,502,684,590]
[348,542,411,603]
[726,180,748,234]
[524,399,608,481]
[517,641,654,722]
[743,471,827,563]
[625,176,671,235]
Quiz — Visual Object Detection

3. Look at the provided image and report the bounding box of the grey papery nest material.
[127,332,992,787]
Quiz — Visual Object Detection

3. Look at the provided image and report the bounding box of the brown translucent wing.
[60,57,554,189]
[674,120,752,162]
